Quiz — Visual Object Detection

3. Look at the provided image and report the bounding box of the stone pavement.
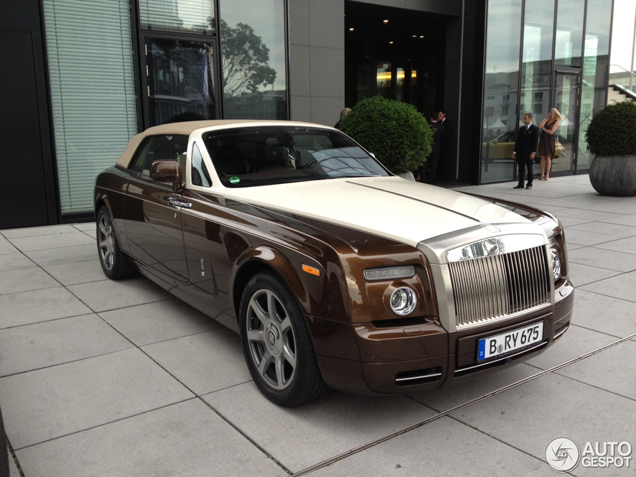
[1,174,635,476]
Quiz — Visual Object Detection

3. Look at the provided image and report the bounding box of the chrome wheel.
[245,289,297,390]
[98,213,116,271]
[239,271,327,406]
[95,206,135,280]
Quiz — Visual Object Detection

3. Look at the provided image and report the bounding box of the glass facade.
[579,0,613,171]
[220,0,287,119]
[481,0,522,183]
[480,0,613,183]
[42,0,288,216]
[42,0,138,215]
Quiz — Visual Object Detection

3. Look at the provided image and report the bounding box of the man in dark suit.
[421,115,443,183]
[512,113,539,190]
[437,109,453,182]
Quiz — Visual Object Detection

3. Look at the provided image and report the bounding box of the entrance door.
[551,71,581,175]
[142,36,218,127]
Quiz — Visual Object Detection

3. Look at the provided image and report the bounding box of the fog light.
[390,287,417,315]
[551,249,561,281]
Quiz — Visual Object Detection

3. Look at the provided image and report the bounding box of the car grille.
[448,245,550,328]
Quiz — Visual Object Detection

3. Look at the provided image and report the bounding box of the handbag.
[553,143,565,159]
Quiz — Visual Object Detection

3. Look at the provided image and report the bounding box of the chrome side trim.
[395,371,443,383]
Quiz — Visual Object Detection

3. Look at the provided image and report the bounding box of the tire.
[96,206,136,280]
[239,271,327,407]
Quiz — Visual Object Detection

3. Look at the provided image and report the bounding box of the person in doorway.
[537,108,562,180]
[437,109,453,182]
[421,115,443,183]
[512,113,539,190]
[334,107,351,129]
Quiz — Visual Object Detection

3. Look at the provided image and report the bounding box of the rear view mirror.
[151,160,183,192]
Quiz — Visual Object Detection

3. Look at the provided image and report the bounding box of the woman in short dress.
[537,108,562,180]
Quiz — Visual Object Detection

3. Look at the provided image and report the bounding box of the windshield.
[202,126,389,187]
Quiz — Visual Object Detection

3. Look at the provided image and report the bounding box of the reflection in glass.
[481,0,522,183]
[147,39,216,126]
[521,0,555,118]
[220,0,287,119]
[555,0,584,67]
[579,0,612,171]
[552,73,579,174]
[376,61,392,99]
[139,0,215,34]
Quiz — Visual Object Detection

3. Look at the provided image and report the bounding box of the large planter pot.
[589,154,636,196]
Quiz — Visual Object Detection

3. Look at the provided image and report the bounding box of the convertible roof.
[115,119,330,168]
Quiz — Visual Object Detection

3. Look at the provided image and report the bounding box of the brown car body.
[95,120,574,405]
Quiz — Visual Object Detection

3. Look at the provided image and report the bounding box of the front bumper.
[309,279,574,395]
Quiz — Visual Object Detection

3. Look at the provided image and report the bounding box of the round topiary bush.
[586,101,636,156]
[338,96,432,174]
[586,101,636,196]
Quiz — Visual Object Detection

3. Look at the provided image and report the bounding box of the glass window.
[146,38,217,126]
[481,0,522,183]
[579,0,613,171]
[555,0,584,67]
[520,0,555,119]
[139,0,215,35]
[129,135,189,177]
[42,0,138,215]
[191,142,212,186]
[220,0,287,119]
[202,126,388,188]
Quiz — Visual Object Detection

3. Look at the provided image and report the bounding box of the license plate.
[477,322,543,361]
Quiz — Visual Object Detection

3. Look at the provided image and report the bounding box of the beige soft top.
[115,119,327,168]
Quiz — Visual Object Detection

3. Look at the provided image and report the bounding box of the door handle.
[163,196,192,208]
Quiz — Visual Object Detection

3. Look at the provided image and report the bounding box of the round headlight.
[390,287,417,315]
[551,249,561,281]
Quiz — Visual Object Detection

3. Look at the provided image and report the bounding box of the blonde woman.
[537,108,563,180]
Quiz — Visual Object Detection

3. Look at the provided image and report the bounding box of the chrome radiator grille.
[448,245,550,328]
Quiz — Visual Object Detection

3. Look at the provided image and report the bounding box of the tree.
[218,19,277,98]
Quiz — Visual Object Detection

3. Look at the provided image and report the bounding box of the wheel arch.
[232,245,312,319]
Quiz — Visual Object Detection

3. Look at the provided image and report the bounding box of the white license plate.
[477,322,543,361]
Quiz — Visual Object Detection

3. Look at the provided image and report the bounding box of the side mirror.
[151,160,183,192]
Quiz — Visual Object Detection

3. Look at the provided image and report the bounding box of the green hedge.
[586,101,636,156]
[338,96,432,174]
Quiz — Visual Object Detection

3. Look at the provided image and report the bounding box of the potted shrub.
[338,96,433,179]
[586,101,636,196]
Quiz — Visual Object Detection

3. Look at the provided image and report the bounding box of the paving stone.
[67,277,172,313]
[203,384,436,473]
[447,373,636,477]
[99,299,222,346]
[0,348,193,449]
[309,416,549,476]
[143,327,250,395]
[14,399,286,477]
[0,287,92,329]
[0,314,132,376]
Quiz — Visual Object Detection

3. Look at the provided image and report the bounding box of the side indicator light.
[302,265,320,276]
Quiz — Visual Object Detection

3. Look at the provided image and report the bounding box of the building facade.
[0,0,615,228]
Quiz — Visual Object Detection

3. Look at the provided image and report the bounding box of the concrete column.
[288,0,345,126]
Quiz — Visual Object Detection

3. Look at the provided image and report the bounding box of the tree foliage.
[338,96,433,174]
[218,19,277,98]
[586,101,636,156]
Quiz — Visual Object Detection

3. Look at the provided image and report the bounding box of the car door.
[123,134,190,284]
